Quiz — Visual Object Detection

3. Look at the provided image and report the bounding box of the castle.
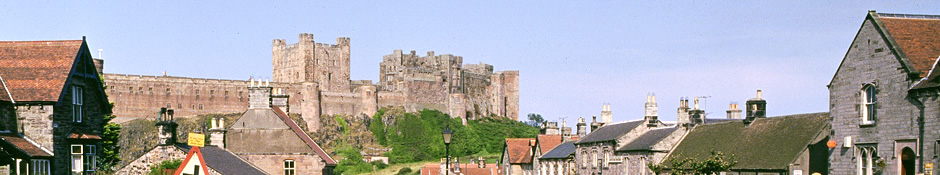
[103,33,519,130]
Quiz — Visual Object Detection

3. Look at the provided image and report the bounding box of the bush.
[148,159,182,175]
[368,108,538,164]
[396,167,413,175]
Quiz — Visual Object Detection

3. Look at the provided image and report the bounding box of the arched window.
[860,85,877,124]
[856,146,877,175]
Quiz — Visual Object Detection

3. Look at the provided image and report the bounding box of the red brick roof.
[421,163,500,175]
[537,135,563,154]
[67,132,102,140]
[504,138,534,164]
[0,40,82,102]
[272,106,337,165]
[0,133,52,157]
[878,14,940,77]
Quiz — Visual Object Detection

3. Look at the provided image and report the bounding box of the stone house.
[115,109,266,175]
[539,141,577,175]
[663,112,830,175]
[533,134,563,175]
[223,84,337,174]
[501,138,535,175]
[615,126,684,175]
[829,11,940,175]
[574,94,671,175]
[0,38,111,175]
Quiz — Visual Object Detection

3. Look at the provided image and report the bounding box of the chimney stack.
[156,108,178,146]
[726,103,742,119]
[541,122,560,135]
[688,97,705,126]
[590,115,601,131]
[677,97,691,126]
[745,90,767,124]
[208,115,227,148]
[644,93,660,127]
[271,88,290,112]
[576,117,587,137]
[601,104,612,124]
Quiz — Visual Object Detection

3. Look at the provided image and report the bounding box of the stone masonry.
[103,33,520,130]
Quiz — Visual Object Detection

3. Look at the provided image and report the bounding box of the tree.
[98,115,121,173]
[526,113,544,127]
[649,151,736,175]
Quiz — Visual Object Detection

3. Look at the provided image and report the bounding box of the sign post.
[188,133,205,147]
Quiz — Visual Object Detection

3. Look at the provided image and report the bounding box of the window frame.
[71,144,83,172]
[32,159,50,175]
[860,85,877,125]
[855,145,877,175]
[84,145,97,172]
[72,86,83,123]
[284,159,296,175]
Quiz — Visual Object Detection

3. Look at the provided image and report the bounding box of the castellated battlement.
[106,33,518,128]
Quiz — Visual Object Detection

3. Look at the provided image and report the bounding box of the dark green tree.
[526,113,544,127]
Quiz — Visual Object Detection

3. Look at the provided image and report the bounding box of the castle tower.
[726,103,742,119]
[272,33,351,92]
[576,117,587,137]
[601,104,612,124]
[644,94,660,127]
[302,82,322,132]
[677,98,691,126]
[155,107,178,146]
[745,90,767,123]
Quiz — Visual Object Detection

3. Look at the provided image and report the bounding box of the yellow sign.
[927,163,933,169]
[188,133,205,147]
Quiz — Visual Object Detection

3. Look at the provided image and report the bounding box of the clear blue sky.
[3,1,939,127]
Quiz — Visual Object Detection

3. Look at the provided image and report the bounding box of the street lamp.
[442,126,453,174]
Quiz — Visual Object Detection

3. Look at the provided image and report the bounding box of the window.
[284,160,295,175]
[72,86,83,122]
[592,149,598,167]
[860,85,877,124]
[194,165,200,175]
[32,159,50,175]
[602,149,609,167]
[856,145,877,175]
[84,145,97,172]
[71,144,82,172]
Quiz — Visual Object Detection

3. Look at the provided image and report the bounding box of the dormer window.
[860,85,876,125]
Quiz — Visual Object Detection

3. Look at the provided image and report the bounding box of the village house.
[829,11,940,175]
[0,38,111,175]
[115,108,266,175]
[539,141,577,175]
[663,112,830,175]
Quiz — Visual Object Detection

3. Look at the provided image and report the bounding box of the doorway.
[901,147,915,175]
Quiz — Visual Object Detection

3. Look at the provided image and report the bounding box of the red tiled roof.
[0,133,52,157]
[68,132,102,140]
[537,135,563,154]
[0,40,82,102]
[272,106,337,165]
[878,15,940,77]
[421,163,500,175]
[505,138,534,164]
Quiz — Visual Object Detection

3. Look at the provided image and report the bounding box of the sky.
[3,1,939,127]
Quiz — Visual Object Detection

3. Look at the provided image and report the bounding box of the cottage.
[0,38,111,175]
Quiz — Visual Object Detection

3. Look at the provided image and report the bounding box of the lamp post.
[442,126,453,175]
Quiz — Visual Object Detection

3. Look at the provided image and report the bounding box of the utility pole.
[697,96,712,117]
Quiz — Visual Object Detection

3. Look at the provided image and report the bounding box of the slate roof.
[0,133,52,157]
[877,13,940,78]
[617,127,679,152]
[576,120,644,144]
[537,135,563,154]
[664,112,829,170]
[177,145,267,175]
[0,40,82,102]
[540,141,576,159]
[272,107,337,165]
[503,138,535,164]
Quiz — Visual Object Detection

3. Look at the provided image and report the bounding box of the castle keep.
[103,33,519,129]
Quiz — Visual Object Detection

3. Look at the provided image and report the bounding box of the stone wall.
[103,74,304,120]
[114,146,187,175]
[15,104,54,151]
[829,17,924,175]
[273,33,351,92]
[238,154,326,175]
